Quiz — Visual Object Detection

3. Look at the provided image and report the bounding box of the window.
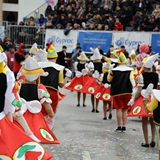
[3,0,18,4]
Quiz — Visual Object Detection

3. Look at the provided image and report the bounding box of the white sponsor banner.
[0,26,4,39]
[113,32,151,53]
[45,29,78,52]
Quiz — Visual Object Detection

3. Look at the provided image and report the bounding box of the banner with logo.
[78,31,113,53]
[45,29,78,52]
[151,33,160,54]
[0,26,4,39]
[113,32,151,53]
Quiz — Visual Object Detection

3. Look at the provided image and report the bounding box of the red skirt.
[0,112,52,160]
[128,96,153,117]
[65,75,90,92]
[58,91,66,101]
[14,110,60,144]
[82,76,99,95]
[95,84,112,102]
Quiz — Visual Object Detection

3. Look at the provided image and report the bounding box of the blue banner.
[151,34,160,54]
[78,31,113,53]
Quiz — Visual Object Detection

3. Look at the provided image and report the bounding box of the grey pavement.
[43,88,158,160]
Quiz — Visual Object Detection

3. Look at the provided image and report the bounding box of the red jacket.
[113,22,123,31]
[13,43,25,73]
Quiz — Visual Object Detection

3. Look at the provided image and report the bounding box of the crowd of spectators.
[5,0,160,48]
[29,0,160,31]
[7,0,159,32]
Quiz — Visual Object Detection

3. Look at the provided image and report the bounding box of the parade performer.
[19,56,55,130]
[15,74,60,144]
[38,42,72,116]
[0,52,53,160]
[32,43,67,104]
[17,56,60,144]
[136,43,149,69]
[83,47,103,113]
[130,43,150,84]
[65,51,89,107]
[129,49,137,66]
[0,51,41,142]
[143,84,160,160]
[95,62,113,120]
[128,54,159,147]
[107,50,135,132]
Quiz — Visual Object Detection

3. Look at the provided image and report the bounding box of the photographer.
[71,46,82,63]
[70,47,82,78]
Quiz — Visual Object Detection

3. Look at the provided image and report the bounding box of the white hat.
[153,89,160,102]
[90,47,102,61]
[34,49,48,62]
[143,54,159,69]
[77,51,89,61]
[30,43,38,54]
[0,52,7,63]
[130,49,136,57]
[21,56,48,81]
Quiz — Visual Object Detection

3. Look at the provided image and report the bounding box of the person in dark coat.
[121,45,129,59]
[120,5,133,30]
[52,12,60,27]
[57,46,70,68]
[45,5,54,17]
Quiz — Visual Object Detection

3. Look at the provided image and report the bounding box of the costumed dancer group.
[0,42,72,159]
[1,40,160,159]
[65,43,160,159]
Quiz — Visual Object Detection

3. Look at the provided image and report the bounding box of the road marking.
[82,151,91,160]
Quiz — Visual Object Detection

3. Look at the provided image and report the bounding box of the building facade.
[0,0,47,23]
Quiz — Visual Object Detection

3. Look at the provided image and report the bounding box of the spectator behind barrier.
[151,4,160,19]
[45,5,54,17]
[38,14,47,26]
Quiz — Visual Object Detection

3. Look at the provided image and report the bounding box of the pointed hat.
[90,47,102,60]
[143,54,159,69]
[34,49,48,62]
[117,50,127,65]
[30,43,38,54]
[77,51,89,61]
[47,42,58,59]
[130,49,136,56]
[21,56,48,81]
[111,49,119,58]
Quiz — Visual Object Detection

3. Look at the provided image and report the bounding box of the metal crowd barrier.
[0,21,9,29]
[7,25,45,48]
